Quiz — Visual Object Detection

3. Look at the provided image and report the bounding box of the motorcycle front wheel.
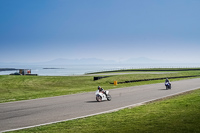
[107,94,111,101]
[96,95,102,102]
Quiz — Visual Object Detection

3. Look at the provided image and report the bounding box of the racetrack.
[1,78,200,132]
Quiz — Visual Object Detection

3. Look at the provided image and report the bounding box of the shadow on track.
[86,101,98,103]
[86,101,107,103]
[159,88,167,90]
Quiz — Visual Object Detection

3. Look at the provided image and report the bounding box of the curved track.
[1,78,200,132]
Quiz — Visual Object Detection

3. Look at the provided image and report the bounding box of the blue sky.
[0,0,200,63]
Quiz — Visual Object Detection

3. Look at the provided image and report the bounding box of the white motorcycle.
[95,90,111,102]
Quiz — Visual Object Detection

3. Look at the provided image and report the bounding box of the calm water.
[1,63,200,76]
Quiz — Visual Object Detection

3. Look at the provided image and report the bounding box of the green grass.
[87,67,200,74]
[9,89,200,133]
[1,68,200,103]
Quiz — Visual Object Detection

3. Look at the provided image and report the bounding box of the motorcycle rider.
[165,78,171,87]
[165,78,170,83]
[98,86,107,96]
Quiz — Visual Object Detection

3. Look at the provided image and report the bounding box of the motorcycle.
[95,90,111,102]
[165,82,171,90]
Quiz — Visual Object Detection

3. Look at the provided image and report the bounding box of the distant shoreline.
[43,68,65,69]
[0,68,18,72]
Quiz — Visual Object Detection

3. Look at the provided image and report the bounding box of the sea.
[1,63,200,76]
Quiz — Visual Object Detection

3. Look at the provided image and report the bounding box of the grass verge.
[1,68,200,103]
[8,89,200,133]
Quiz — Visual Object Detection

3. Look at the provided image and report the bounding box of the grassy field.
[9,88,200,133]
[1,68,200,103]
[2,68,200,132]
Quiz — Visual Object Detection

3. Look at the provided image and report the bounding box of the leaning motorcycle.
[165,82,171,90]
[95,90,111,102]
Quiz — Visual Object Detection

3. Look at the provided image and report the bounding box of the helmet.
[98,86,101,90]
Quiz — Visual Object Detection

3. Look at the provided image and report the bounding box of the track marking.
[2,87,199,133]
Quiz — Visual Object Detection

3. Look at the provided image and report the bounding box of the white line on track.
[2,87,199,133]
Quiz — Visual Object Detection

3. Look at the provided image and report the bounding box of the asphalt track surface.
[1,78,200,132]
